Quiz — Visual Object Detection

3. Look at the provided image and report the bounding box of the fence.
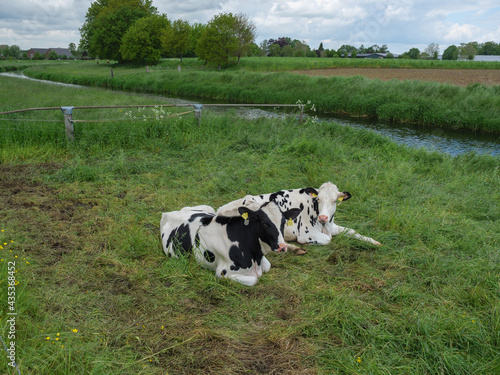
[0,104,304,142]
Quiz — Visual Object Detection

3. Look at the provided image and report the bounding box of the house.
[342,52,398,59]
[27,48,49,59]
[27,48,73,59]
[357,53,387,59]
[47,48,73,59]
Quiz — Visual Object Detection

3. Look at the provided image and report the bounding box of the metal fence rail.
[0,103,304,142]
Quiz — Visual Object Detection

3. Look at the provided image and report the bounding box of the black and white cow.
[217,182,381,253]
[160,202,301,286]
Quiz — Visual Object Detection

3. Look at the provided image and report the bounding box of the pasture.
[0,74,499,374]
[19,58,500,133]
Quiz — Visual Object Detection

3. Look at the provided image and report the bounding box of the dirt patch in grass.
[291,68,500,86]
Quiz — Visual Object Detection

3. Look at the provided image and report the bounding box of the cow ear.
[238,206,255,222]
[337,191,352,202]
[303,187,319,198]
[283,207,301,221]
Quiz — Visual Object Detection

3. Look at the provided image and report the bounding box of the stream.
[1,71,499,156]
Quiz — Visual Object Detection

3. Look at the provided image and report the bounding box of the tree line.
[2,0,500,63]
[78,0,255,68]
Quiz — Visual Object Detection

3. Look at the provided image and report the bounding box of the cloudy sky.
[1,0,499,54]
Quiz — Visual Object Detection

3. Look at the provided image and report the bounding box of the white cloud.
[0,0,499,53]
[443,23,477,42]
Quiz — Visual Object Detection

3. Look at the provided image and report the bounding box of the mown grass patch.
[0,74,499,374]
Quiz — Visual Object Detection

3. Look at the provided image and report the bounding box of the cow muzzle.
[275,243,287,253]
[318,215,329,223]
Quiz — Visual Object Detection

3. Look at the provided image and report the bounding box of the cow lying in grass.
[217,182,381,254]
[160,202,301,286]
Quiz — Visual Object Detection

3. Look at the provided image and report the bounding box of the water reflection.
[324,114,500,156]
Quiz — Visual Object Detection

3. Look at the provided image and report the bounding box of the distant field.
[291,68,500,86]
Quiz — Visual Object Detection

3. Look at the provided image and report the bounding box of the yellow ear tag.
[312,193,318,198]
[287,218,294,226]
[338,196,344,202]
[241,212,248,220]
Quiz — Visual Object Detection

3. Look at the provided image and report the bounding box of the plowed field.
[291,68,500,86]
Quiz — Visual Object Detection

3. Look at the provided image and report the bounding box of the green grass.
[0,74,499,374]
[20,59,500,133]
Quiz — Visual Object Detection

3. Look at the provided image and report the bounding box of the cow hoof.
[295,249,307,255]
[374,241,382,246]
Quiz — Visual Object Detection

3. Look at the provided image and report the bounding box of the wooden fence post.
[61,106,74,142]
[193,104,203,126]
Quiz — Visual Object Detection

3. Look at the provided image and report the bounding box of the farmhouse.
[27,48,73,59]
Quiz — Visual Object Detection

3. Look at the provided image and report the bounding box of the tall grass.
[23,61,500,133]
[0,75,499,374]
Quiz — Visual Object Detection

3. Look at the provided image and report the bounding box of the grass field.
[0,74,499,374]
[15,58,500,133]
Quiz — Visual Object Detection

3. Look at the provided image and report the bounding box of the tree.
[79,0,157,61]
[196,12,254,68]
[268,37,289,48]
[120,14,170,64]
[68,43,82,59]
[407,48,420,59]
[316,42,325,57]
[293,40,310,57]
[337,44,356,57]
[248,43,261,57]
[282,44,293,57]
[459,42,477,60]
[379,44,389,53]
[188,23,206,57]
[48,50,59,60]
[8,45,21,59]
[233,13,256,63]
[162,19,191,61]
[478,41,500,55]
[68,43,77,56]
[259,40,269,56]
[34,51,44,60]
[442,45,459,60]
[268,43,281,57]
[424,43,439,59]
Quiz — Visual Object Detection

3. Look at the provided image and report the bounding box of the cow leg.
[226,274,259,287]
[286,243,307,255]
[261,256,271,272]
[296,231,331,246]
[331,224,382,246]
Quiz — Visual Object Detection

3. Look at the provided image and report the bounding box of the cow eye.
[262,223,270,228]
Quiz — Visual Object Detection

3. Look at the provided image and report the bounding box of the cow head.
[238,202,301,254]
[314,182,351,224]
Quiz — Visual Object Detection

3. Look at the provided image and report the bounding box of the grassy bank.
[1,75,499,374]
[22,60,500,133]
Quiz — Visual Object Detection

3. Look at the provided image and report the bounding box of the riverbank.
[16,59,500,133]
